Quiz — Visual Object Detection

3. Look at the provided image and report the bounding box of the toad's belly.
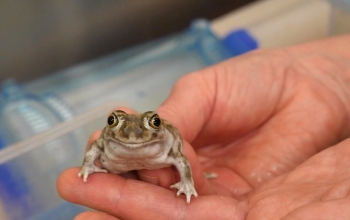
[99,154,171,173]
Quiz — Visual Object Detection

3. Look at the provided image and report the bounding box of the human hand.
[57,35,350,219]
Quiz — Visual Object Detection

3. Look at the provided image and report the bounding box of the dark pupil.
[153,117,160,127]
[107,116,115,125]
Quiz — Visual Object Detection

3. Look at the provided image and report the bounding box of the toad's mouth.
[111,139,164,148]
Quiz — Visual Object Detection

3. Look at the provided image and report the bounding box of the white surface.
[211,0,331,48]
[249,0,331,48]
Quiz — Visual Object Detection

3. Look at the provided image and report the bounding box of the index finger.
[57,168,246,220]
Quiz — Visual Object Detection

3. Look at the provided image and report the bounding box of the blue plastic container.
[0,80,86,220]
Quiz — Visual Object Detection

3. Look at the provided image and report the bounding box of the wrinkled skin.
[57,35,350,220]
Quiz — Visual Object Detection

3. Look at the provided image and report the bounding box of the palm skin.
[57,35,350,219]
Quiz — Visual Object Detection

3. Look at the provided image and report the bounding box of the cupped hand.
[57,35,350,219]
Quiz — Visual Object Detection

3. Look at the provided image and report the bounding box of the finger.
[157,52,290,145]
[57,168,247,220]
[74,211,119,220]
[156,71,215,142]
[281,198,350,220]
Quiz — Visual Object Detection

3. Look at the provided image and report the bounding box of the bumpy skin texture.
[78,110,197,203]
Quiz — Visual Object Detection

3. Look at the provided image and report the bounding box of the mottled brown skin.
[78,110,198,203]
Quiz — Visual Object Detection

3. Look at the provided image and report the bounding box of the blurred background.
[0,0,257,82]
[0,0,349,219]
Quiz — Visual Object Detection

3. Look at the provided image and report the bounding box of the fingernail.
[138,172,159,185]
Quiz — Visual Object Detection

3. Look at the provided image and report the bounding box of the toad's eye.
[149,115,161,129]
[107,115,118,127]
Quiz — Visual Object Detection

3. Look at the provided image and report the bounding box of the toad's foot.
[78,165,107,182]
[170,180,198,203]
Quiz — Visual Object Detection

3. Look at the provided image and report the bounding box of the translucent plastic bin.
[0,20,234,219]
[0,80,77,147]
[0,102,119,220]
[25,20,233,114]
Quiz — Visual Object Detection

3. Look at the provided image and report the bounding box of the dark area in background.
[0,0,257,82]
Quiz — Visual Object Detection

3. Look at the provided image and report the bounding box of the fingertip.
[90,130,102,140]
[57,167,80,200]
[57,166,123,206]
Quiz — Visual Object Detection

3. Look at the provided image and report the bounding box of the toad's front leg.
[78,139,107,182]
[168,147,198,203]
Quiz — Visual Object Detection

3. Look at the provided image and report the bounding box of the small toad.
[78,110,198,203]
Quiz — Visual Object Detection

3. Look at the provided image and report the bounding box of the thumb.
[157,70,216,142]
